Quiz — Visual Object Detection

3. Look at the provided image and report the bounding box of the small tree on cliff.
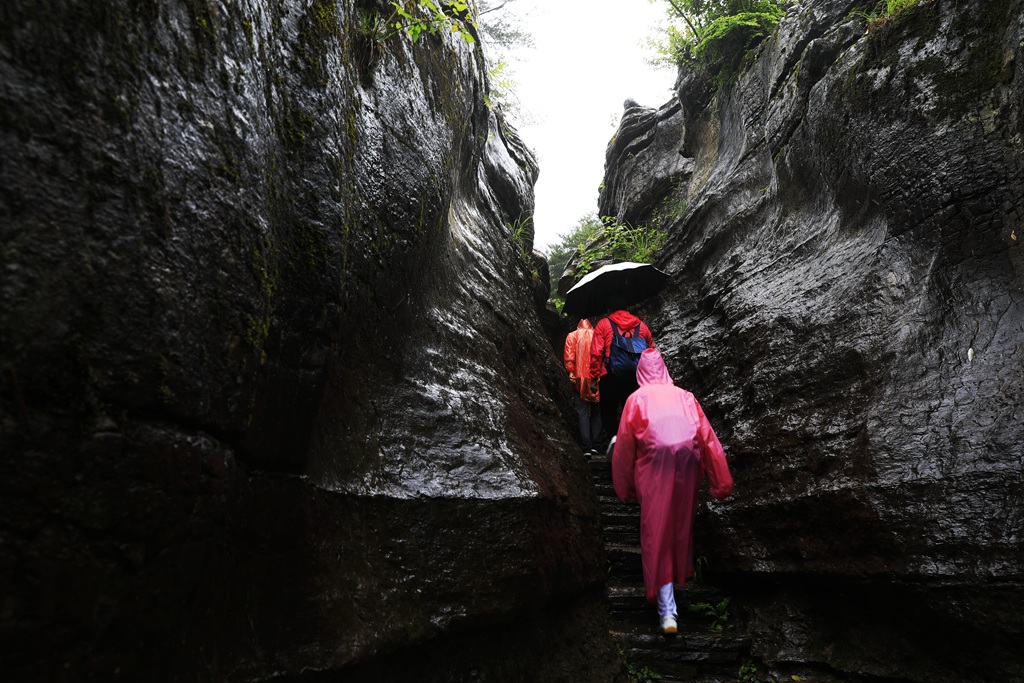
[478,0,533,51]
[478,0,535,125]
[647,0,784,80]
[545,214,604,304]
[545,214,667,311]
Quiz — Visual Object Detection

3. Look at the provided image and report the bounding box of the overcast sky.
[489,0,677,251]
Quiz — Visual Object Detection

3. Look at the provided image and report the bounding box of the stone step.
[606,544,644,583]
[593,454,753,683]
[601,529,641,548]
[612,621,751,657]
[595,492,626,507]
[612,619,751,683]
[600,527,638,545]
[600,505,640,525]
[610,603,728,631]
[598,499,639,522]
[589,461,613,484]
[606,583,734,629]
[601,521,640,537]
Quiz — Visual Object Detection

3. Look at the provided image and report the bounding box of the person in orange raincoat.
[564,318,602,455]
[612,347,734,635]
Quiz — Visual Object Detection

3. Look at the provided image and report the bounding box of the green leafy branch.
[624,660,663,682]
[391,0,477,44]
[602,217,667,265]
[688,596,731,631]
[850,0,928,32]
[648,0,784,83]
[694,554,708,583]
[508,213,533,258]
[544,213,602,299]
[354,0,477,71]
[738,660,760,682]
[569,216,666,282]
[664,0,782,43]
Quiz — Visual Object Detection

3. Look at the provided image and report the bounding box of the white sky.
[491,0,677,251]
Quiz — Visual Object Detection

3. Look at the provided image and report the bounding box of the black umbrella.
[562,261,669,318]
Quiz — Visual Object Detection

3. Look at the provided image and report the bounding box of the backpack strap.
[611,323,641,339]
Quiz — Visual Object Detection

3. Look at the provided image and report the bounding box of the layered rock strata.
[599,1,1024,680]
[0,1,616,680]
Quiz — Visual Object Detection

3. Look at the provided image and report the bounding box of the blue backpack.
[606,324,646,379]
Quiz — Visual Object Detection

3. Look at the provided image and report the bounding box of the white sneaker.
[660,615,678,635]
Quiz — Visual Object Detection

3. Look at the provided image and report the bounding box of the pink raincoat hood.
[576,318,594,332]
[636,347,672,386]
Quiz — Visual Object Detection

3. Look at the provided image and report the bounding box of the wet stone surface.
[0,1,617,680]
[597,0,1024,681]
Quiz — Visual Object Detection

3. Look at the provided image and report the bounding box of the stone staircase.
[591,455,752,683]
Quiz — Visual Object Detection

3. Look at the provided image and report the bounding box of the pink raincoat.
[612,348,733,602]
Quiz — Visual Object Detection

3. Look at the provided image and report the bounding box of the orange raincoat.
[612,348,733,602]
[564,319,600,402]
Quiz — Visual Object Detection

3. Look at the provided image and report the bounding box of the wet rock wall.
[0,0,617,680]
[600,0,1024,680]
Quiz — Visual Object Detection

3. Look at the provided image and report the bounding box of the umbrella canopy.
[562,261,669,318]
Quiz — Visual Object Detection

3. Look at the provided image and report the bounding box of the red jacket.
[589,310,654,379]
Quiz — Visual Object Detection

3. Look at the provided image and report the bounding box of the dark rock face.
[600,99,690,230]
[600,0,1024,680]
[554,99,691,302]
[0,1,617,680]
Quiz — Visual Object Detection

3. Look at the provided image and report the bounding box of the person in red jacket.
[612,347,734,636]
[588,296,655,444]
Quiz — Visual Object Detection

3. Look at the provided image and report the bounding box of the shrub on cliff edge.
[647,0,785,84]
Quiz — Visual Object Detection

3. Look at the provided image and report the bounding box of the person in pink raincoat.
[611,347,734,635]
